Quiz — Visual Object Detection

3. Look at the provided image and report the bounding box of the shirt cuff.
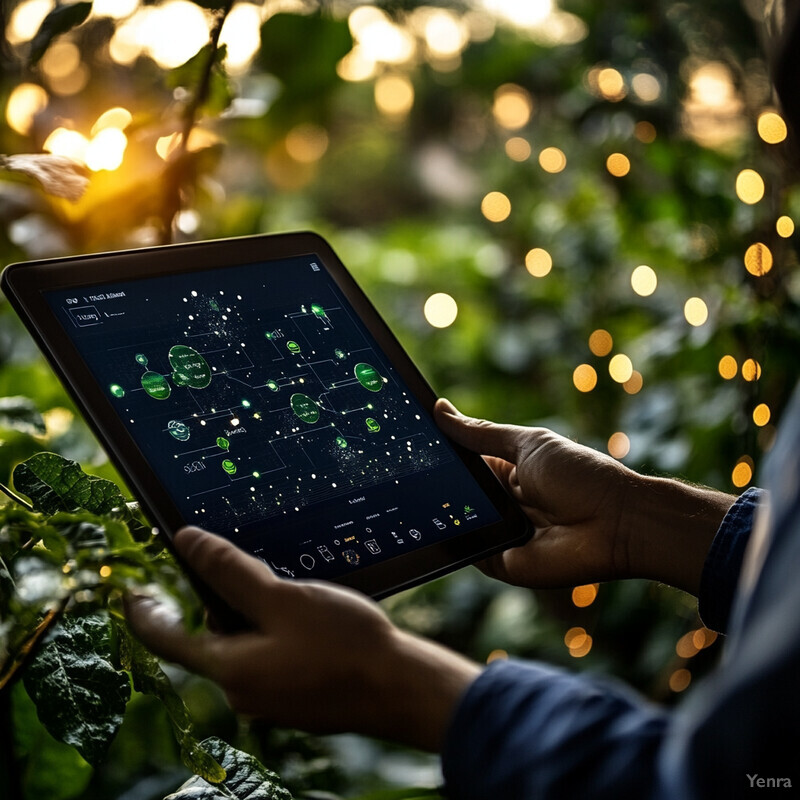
[698,486,764,633]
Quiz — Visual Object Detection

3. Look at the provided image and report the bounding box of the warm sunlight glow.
[85,128,127,171]
[573,364,598,392]
[220,3,263,73]
[43,127,89,163]
[609,354,633,383]
[424,293,458,328]
[631,265,657,296]
[525,248,552,277]
[684,297,708,326]
[5,83,48,135]
[481,191,511,222]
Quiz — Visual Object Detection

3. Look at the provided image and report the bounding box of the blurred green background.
[2,0,800,797]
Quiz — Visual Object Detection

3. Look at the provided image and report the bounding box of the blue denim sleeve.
[697,487,765,633]
[441,659,670,800]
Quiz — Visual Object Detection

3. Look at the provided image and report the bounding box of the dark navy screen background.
[44,255,500,579]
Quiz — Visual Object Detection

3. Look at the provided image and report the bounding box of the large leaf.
[13,452,126,516]
[164,737,292,800]
[117,620,227,784]
[22,613,130,765]
[0,396,46,436]
[0,154,89,202]
[168,43,233,118]
[29,2,92,65]
[12,682,93,800]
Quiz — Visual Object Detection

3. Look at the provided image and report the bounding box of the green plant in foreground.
[0,400,293,798]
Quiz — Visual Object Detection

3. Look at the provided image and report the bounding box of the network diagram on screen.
[46,256,497,579]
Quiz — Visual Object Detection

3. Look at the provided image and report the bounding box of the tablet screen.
[43,254,501,581]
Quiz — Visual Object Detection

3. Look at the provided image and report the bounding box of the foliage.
[1,0,799,796]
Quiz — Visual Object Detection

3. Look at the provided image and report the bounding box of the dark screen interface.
[44,255,500,580]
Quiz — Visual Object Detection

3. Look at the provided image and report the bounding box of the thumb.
[434,398,525,463]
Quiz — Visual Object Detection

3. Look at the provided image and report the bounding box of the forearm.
[621,473,735,596]
[366,629,480,751]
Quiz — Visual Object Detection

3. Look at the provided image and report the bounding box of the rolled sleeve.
[698,487,765,633]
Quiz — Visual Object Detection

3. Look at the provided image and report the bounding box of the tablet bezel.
[1,232,530,599]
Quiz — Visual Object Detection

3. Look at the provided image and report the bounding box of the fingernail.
[437,397,459,415]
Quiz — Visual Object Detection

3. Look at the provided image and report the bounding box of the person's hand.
[434,399,735,596]
[126,527,479,751]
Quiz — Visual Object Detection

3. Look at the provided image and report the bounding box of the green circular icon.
[141,371,171,400]
[221,459,237,475]
[266,379,279,392]
[168,345,212,390]
[290,393,320,424]
[336,435,348,449]
[109,384,125,398]
[354,363,383,392]
[135,353,148,366]
[216,436,230,451]
[365,417,380,433]
[168,420,190,441]
[287,341,301,354]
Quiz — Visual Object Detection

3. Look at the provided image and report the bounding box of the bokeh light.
[597,67,626,101]
[481,191,511,222]
[635,121,657,142]
[684,297,708,326]
[349,5,415,66]
[718,355,738,380]
[5,83,48,135]
[493,84,533,130]
[608,354,633,383]
[757,111,787,144]
[631,264,657,296]
[623,370,643,394]
[744,242,773,276]
[375,74,415,117]
[85,128,127,171]
[93,0,139,19]
[588,329,613,356]
[91,107,132,136]
[606,152,630,177]
[525,247,552,277]
[285,124,329,164]
[776,216,795,238]
[538,146,566,173]
[607,432,630,459]
[572,584,598,607]
[669,668,692,692]
[735,169,765,204]
[676,632,700,658]
[220,2,263,73]
[732,458,753,488]
[573,364,597,392]
[753,403,771,427]
[43,127,89,163]
[6,0,54,45]
[505,137,531,161]
[423,293,458,328]
[422,8,469,60]
[742,358,762,382]
[632,73,660,102]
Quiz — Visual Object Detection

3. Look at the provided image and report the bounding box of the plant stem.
[0,481,34,511]
[160,0,235,245]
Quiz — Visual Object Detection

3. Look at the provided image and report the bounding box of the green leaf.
[13,452,126,516]
[12,682,93,800]
[22,613,131,765]
[29,2,92,65]
[168,43,234,117]
[164,737,293,800]
[116,619,226,783]
[0,396,46,436]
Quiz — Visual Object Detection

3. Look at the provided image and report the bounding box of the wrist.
[621,473,736,595]
[365,627,480,751]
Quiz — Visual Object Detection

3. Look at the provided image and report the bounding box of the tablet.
[1,233,530,599]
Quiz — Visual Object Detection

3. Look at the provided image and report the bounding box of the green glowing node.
[311,303,326,318]
[242,399,251,408]
[209,299,220,311]
[336,435,348,449]
[290,393,320,424]
[216,437,230,451]
[266,380,279,392]
[365,417,381,433]
[135,353,148,366]
[168,344,212,389]
[141,371,171,400]
[222,459,237,475]
[354,363,383,392]
[265,331,274,340]
[334,348,346,360]
[168,420,190,441]
[252,471,260,478]
[287,341,301,354]
[109,384,125,398]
